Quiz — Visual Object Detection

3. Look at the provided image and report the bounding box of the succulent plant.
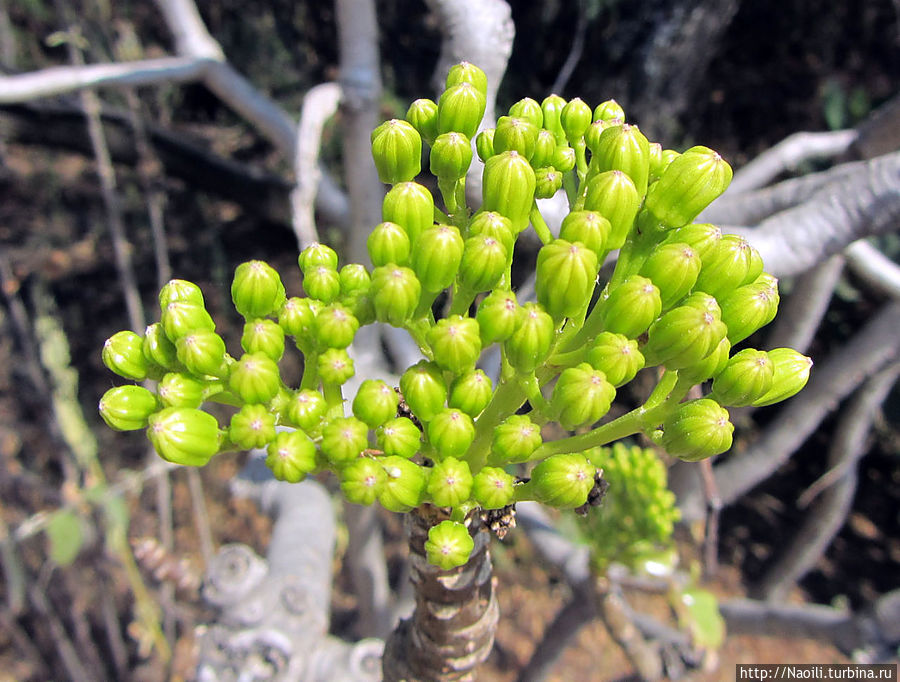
[100,64,811,569]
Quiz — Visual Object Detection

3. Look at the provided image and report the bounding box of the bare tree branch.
[153,0,224,60]
[845,240,900,300]
[728,129,858,194]
[765,255,844,354]
[336,0,383,264]
[0,57,210,103]
[727,151,900,278]
[292,82,342,250]
[701,159,864,226]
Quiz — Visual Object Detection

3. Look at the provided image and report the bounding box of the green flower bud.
[313,303,359,350]
[376,417,422,459]
[482,150,536,233]
[718,280,779,344]
[437,82,486,140]
[509,97,543,128]
[681,291,722,317]
[400,361,447,424]
[147,407,221,466]
[339,263,371,297]
[278,297,319,352]
[368,221,412,268]
[541,94,567,141]
[530,453,595,509]
[662,223,722,262]
[412,224,464,293]
[143,322,181,371]
[228,352,281,404]
[371,118,422,184]
[302,265,341,304]
[694,235,763,298]
[678,336,732,386]
[448,369,493,417]
[341,457,387,506]
[586,332,645,387]
[583,120,606,158]
[552,144,577,173]
[406,97,439,146]
[229,404,276,450]
[645,146,733,228]
[231,260,286,319]
[475,128,495,162]
[476,289,520,345]
[534,167,564,199]
[379,456,427,512]
[430,131,473,181]
[317,347,355,385]
[427,456,474,508]
[103,330,149,381]
[593,99,625,122]
[638,242,702,309]
[298,242,339,273]
[551,362,616,430]
[427,408,475,458]
[320,416,369,464]
[659,399,733,462]
[445,61,488,96]
[371,264,421,326]
[382,182,435,246]
[285,389,327,431]
[536,239,599,321]
[751,348,813,407]
[561,97,592,144]
[493,116,539,160]
[161,301,215,342]
[505,303,555,373]
[353,379,400,428]
[597,275,662,339]
[710,348,775,407]
[642,304,727,370]
[458,234,508,293]
[175,329,228,377]
[490,414,542,464]
[468,211,515,252]
[583,170,641,249]
[425,520,474,570]
[427,315,482,374]
[241,318,285,361]
[267,388,293,420]
[99,385,158,431]
[158,372,206,408]
[559,211,611,259]
[648,142,666,183]
[588,123,651,196]
[266,429,316,483]
[159,279,204,308]
[472,467,516,509]
[531,129,558,168]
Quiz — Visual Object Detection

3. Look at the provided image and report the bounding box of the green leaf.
[678,587,725,650]
[46,510,84,566]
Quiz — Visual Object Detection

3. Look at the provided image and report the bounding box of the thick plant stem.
[382,506,499,681]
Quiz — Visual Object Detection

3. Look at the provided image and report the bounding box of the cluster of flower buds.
[100,62,812,570]
[579,444,681,572]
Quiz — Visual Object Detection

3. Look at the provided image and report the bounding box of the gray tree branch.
[727,151,900,277]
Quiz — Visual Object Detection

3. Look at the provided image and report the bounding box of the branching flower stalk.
[98,63,812,679]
